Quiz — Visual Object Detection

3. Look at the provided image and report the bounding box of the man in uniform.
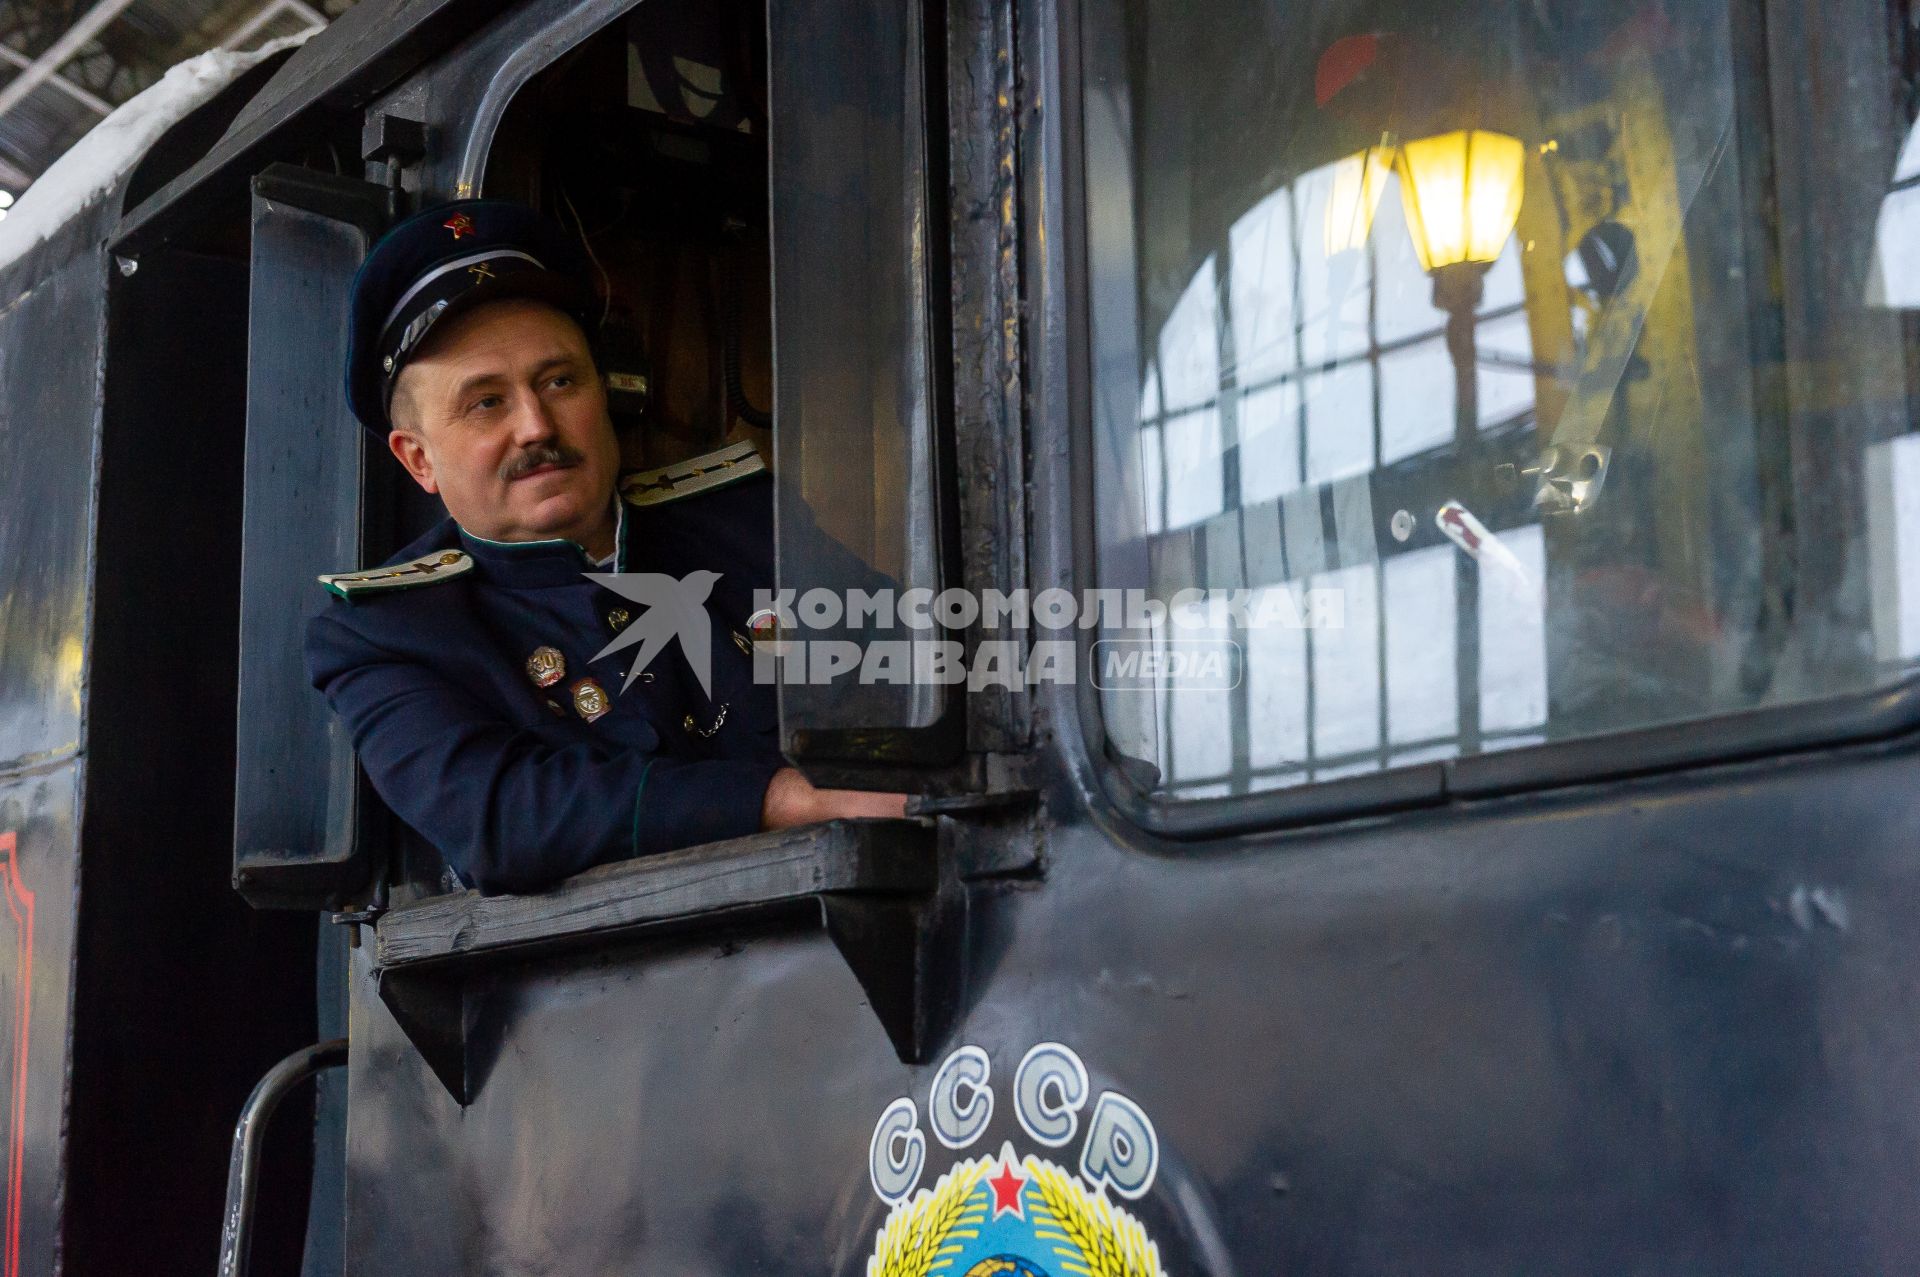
[306,199,902,895]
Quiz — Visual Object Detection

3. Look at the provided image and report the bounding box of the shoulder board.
[317,549,473,600]
[619,440,766,508]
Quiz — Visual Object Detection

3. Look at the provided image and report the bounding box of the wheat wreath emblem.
[866,1156,1168,1277]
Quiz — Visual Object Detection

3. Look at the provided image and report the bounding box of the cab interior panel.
[482,0,773,478]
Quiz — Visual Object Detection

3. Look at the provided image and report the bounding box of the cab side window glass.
[769,0,949,743]
[1087,0,1920,799]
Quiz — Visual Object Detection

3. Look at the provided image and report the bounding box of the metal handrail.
[217,1038,349,1277]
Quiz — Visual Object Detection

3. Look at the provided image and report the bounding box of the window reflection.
[1118,150,1551,793]
[1163,408,1223,529]
[1246,584,1310,774]
[1478,524,1547,738]
[1095,0,1920,802]
[1310,563,1382,762]
[1237,383,1300,507]
[1867,120,1920,308]
[1228,188,1299,386]
[1302,362,1373,485]
[1384,546,1458,749]
[1167,596,1236,789]
[1867,435,1920,661]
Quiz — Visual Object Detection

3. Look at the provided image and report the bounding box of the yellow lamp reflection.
[1395,129,1526,271]
[1322,145,1394,256]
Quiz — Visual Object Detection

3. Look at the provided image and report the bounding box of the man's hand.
[762,767,908,829]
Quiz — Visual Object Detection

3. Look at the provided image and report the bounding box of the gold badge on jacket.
[572,678,610,722]
[526,646,566,688]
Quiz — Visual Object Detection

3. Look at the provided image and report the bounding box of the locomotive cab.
[10,0,1920,1269]
[231,0,964,906]
[208,0,995,1223]
[210,0,1920,1266]
[182,0,988,1262]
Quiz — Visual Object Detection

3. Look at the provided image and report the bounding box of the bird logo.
[585,571,722,696]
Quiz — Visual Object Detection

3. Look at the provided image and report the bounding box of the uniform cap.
[346,199,596,433]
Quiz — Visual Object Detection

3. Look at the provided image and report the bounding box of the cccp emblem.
[865,1043,1167,1277]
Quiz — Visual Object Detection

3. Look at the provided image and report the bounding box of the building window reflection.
[1099,0,1920,807]
[1122,156,1549,796]
[1867,121,1920,309]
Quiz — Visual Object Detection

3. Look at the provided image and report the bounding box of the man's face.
[387,299,621,549]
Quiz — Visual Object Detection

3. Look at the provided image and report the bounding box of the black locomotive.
[4,0,1920,1272]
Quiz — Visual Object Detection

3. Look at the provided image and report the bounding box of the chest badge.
[526,646,566,688]
[571,678,611,722]
[746,607,781,646]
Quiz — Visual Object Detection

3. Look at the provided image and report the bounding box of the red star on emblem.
[987,1158,1026,1218]
[443,213,475,240]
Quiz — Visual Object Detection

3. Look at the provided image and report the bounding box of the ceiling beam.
[0,0,141,122]
[281,0,328,27]
[0,39,109,115]
[0,150,34,190]
[219,0,325,51]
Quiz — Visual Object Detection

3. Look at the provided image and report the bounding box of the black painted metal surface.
[233,167,393,909]
[0,769,80,1277]
[0,103,327,1277]
[336,735,1920,1273]
[322,0,1920,1271]
[0,205,114,1277]
[71,235,323,1273]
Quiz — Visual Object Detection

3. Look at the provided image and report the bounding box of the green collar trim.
[456,498,625,570]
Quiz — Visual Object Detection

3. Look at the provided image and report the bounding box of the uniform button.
[606,608,631,631]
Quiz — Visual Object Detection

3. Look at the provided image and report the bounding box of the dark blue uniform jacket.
[305,470,780,894]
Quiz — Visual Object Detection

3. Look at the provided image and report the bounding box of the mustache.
[500,443,585,482]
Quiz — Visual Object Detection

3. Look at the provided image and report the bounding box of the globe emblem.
[962,1257,1050,1277]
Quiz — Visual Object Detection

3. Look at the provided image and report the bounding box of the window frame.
[764,0,969,780]
[1061,0,1920,840]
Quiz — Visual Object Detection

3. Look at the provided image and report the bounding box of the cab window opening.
[477,0,956,757]
[476,0,772,489]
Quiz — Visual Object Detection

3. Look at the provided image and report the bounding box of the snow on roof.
[0,30,315,276]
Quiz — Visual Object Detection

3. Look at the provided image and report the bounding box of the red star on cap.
[987,1158,1026,1218]
[443,213,475,240]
